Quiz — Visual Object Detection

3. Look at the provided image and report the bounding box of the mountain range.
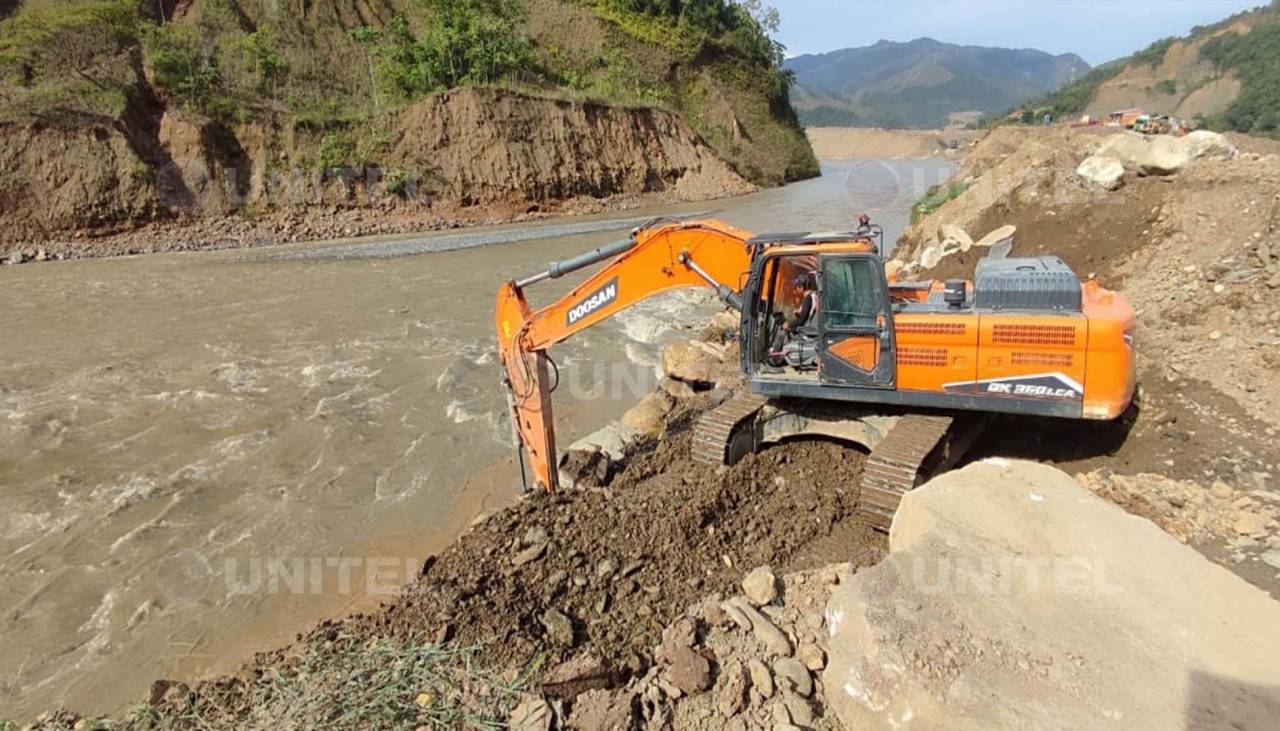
[785,38,1090,128]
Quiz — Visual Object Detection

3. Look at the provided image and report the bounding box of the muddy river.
[0,159,955,719]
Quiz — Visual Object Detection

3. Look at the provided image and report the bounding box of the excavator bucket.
[496,282,558,491]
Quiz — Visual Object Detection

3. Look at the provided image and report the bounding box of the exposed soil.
[356,401,876,674]
[0,87,754,258]
[974,367,1278,486]
[804,127,978,161]
[116,397,878,727]
[923,173,1168,285]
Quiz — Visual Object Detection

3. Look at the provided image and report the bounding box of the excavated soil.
[923,172,1167,284]
[133,397,879,726]
[355,400,876,672]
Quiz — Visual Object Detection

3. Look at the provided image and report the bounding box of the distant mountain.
[1011,2,1279,137]
[785,38,1090,128]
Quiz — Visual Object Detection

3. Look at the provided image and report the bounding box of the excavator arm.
[495,218,756,491]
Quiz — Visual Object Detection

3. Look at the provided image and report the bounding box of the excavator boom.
[496,219,756,491]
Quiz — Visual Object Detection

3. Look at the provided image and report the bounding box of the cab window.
[823,258,882,330]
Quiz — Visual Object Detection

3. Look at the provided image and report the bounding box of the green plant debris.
[911,179,972,223]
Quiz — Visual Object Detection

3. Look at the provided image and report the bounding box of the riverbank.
[0,186,735,265]
[12,125,1280,728]
[804,127,980,161]
[1,86,765,266]
[0,159,942,723]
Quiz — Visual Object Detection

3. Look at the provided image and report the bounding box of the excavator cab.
[815,253,896,389]
[738,233,891,391]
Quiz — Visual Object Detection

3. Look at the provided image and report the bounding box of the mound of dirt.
[359,402,874,672]
[122,395,877,728]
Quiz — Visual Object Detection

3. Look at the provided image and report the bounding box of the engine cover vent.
[974,256,1082,312]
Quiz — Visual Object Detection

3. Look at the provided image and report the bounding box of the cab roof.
[747,231,875,246]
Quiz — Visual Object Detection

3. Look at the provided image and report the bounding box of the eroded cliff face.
[0,88,751,246]
[387,88,753,206]
[0,121,161,240]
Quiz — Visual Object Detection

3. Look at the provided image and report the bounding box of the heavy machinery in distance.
[496,218,1135,529]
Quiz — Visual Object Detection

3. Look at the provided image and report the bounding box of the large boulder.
[1094,131,1237,177]
[974,224,1016,249]
[620,390,674,438]
[938,223,974,252]
[918,244,944,270]
[661,340,717,385]
[1076,155,1125,190]
[822,459,1280,730]
[1097,133,1190,175]
[558,423,641,488]
[1182,130,1237,161]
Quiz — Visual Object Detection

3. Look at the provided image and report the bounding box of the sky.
[776,0,1268,64]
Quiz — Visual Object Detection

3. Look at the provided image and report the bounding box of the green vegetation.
[0,0,141,116]
[352,1,540,102]
[1002,59,1128,124]
[1130,36,1176,68]
[1006,3,1280,134]
[1004,35,1169,123]
[0,0,816,185]
[141,23,227,116]
[911,180,972,223]
[1199,10,1280,137]
[0,0,138,77]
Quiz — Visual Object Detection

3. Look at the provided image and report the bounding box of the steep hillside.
[1013,1,1280,137]
[0,0,816,248]
[785,37,1089,128]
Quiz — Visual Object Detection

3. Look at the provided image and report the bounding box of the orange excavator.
[496,218,1135,528]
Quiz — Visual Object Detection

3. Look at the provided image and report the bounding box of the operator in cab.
[767,272,819,368]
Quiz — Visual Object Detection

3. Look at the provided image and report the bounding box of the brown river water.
[0,160,955,720]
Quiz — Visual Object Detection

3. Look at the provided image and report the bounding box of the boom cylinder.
[515,237,636,289]
[679,251,744,311]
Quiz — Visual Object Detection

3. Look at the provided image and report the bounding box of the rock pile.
[1076,130,1237,189]
[895,222,1016,277]
[1077,469,1280,571]
[559,317,741,489]
[564,564,850,730]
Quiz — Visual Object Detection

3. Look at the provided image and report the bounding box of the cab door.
[818,254,896,388]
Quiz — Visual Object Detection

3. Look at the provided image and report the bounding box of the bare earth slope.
[0,0,815,258]
[0,87,752,257]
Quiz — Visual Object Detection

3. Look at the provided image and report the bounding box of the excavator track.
[690,393,768,465]
[692,394,986,532]
[858,413,982,532]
